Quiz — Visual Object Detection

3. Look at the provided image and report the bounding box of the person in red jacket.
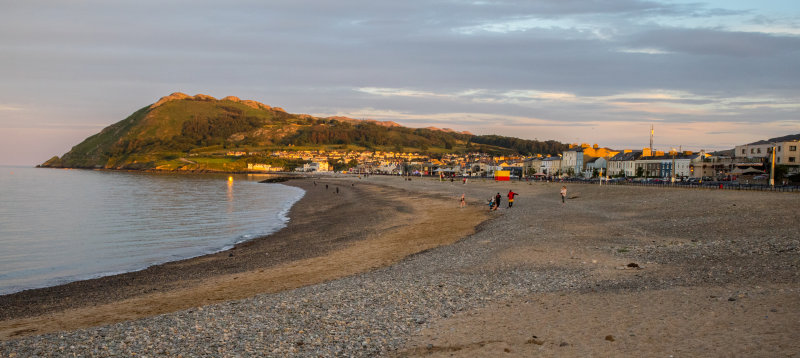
[507,190,518,208]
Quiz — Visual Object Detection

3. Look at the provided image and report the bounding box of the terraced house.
[608,150,643,177]
[633,148,702,179]
[560,143,619,178]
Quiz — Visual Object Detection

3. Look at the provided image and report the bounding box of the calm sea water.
[0,166,305,295]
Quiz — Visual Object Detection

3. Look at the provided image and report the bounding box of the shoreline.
[0,176,488,340]
[0,179,314,318]
[0,180,304,297]
[2,176,798,356]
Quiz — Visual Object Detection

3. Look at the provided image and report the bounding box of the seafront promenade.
[2,175,799,357]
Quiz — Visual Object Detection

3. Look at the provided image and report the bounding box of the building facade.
[542,156,562,175]
[608,151,642,177]
[734,139,800,174]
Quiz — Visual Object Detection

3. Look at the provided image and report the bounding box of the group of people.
[483,190,518,211]
[460,185,569,210]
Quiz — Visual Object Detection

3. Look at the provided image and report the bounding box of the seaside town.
[5,0,800,355]
[236,134,800,185]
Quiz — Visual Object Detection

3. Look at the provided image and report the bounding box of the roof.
[637,154,701,161]
[609,151,643,161]
[731,167,765,175]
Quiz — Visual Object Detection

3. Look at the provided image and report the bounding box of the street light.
[770,144,776,188]
[671,148,677,185]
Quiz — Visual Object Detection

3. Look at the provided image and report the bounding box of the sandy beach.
[1,175,798,357]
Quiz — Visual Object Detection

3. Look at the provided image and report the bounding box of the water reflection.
[0,168,305,295]
[227,176,234,214]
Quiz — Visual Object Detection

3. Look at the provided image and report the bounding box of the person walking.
[460,193,466,208]
[507,190,518,208]
[560,185,567,204]
[494,193,502,210]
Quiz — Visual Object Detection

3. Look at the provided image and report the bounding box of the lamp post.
[770,145,776,187]
[671,148,676,185]
[599,162,603,186]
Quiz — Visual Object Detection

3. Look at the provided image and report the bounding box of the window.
[778,146,781,152]
[790,146,797,151]
[790,157,796,163]
[757,148,761,154]
[751,148,755,154]
[742,149,746,154]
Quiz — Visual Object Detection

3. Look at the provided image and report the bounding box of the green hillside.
[40,93,568,172]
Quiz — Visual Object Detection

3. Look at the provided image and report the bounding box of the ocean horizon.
[0,166,304,295]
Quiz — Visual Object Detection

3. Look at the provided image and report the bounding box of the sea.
[0,166,305,295]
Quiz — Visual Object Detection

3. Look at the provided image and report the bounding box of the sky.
[1,0,799,165]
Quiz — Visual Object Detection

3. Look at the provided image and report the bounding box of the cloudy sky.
[2,0,799,165]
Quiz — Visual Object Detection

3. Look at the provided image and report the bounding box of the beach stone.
[2,177,799,357]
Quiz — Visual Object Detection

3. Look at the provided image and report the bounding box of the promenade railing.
[550,178,800,192]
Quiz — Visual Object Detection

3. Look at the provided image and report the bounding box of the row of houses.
[526,146,741,179]
[244,138,800,178]
[526,138,800,179]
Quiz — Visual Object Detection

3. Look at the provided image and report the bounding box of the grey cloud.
[610,98,717,105]
[1,0,798,165]
[627,28,800,57]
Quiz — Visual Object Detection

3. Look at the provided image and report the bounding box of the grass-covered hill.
[40,93,568,172]
[749,133,800,145]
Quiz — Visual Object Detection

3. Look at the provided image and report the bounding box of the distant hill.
[40,93,568,171]
[749,133,800,145]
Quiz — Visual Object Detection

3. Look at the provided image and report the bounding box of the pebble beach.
[2,175,799,357]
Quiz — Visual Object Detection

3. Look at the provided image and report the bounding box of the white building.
[542,156,562,175]
[560,148,582,176]
[298,161,330,172]
[608,151,642,177]
[584,157,605,177]
[247,163,283,172]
